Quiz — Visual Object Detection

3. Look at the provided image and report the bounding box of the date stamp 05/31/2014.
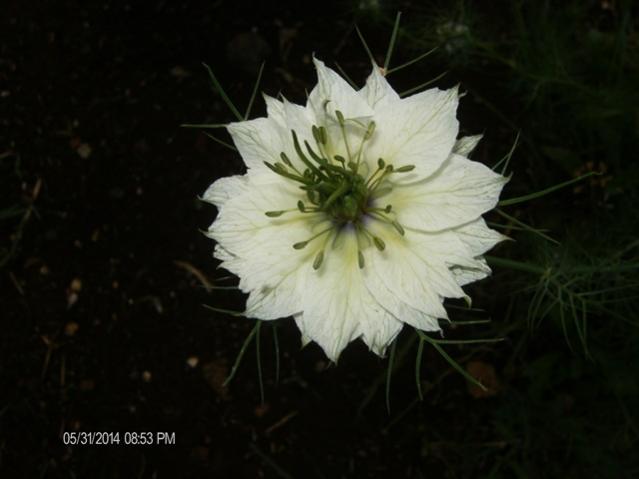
[62,431,176,446]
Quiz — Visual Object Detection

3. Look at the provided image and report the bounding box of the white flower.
[202,58,508,362]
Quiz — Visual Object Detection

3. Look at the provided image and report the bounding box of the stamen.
[280,152,303,176]
[280,152,293,167]
[368,164,394,192]
[313,250,324,270]
[373,236,386,251]
[357,223,386,252]
[355,120,376,167]
[265,210,287,217]
[364,121,376,140]
[312,125,322,145]
[292,130,326,180]
[392,220,405,236]
[304,140,326,164]
[263,161,311,184]
[394,164,415,173]
[335,110,353,164]
[318,126,327,144]
[292,226,333,250]
[365,158,386,187]
[312,125,330,162]
[358,250,365,269]
[369,210,406,237]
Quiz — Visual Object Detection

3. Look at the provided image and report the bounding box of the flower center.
[263,111,414,270]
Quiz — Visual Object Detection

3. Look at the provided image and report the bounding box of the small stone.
[76,143,92,159]
[70,278,82,292]
[466,360,500,398]
[254,402,270,418]
[186,356,199,368]
[64,321,79,336]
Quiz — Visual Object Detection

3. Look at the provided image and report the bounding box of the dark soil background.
[2,1,638,478]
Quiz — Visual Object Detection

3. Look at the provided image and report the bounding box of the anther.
[304,140,325,163]
[318,126,327,144]
[312,125,328,146]
[312,125,322,145]
[391,220,405,236]
[292,226,333,250]
[364,121,376,140]
[280,152,293,167]
[394,164,415,173]
[313,250,324,270]
[293,241,308,250]
[265,210,286,217]
[373,236,386,251]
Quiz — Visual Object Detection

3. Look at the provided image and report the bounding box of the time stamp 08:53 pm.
[62,431,176,446]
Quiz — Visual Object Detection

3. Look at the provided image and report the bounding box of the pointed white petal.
[453,134,483,157]
[364,87,460,184]
[209,177,329,319]
[359,63,399,109]
[390,153,508,232]
[307,57,373,122]
[454,217,509,256]
[201,175,248,207]
[361,220,469,331]
[296,227,401,362]
[451,259,492,286]
[226,117,284,175]
[263,93,286,127]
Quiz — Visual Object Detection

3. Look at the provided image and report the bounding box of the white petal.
[362,220,468,331]
[263,93,286,127]
[359,63,399,109]
[296,227,401,361]
[208,177,328,319]
[453,134,483,157]
[454,217,509,256]
[364,87,460,184]
[201,175,247,208]
[281,97,318,164]
[389,153,508,232]
[227,117,284,175]
[226,98,321,181]
[307,57,373,122]
[451,259,492,287]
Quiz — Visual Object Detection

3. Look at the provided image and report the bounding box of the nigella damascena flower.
[203,58,508,362]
